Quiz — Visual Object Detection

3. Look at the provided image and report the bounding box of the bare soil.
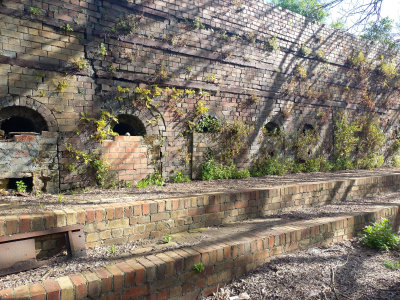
[1,167,400,216]
[1,191,400,291]
[204,240,400,300]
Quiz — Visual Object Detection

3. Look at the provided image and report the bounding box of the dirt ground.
[1,191,400,291]
[204,239,400,300]
[1,167,400,216]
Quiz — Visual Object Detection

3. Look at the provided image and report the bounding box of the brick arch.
[102,102,163,136]
[0,96,59,132]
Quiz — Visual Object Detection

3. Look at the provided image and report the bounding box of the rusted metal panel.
[67,228,86,257]
[0,239,38,276]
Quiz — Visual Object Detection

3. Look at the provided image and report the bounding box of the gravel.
[204,239,400,300]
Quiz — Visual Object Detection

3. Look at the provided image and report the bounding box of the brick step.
[0,203,399,299]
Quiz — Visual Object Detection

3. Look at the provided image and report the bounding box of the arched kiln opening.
[113,114,146,136]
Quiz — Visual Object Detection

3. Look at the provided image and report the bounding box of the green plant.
[294,63,307,78]
[193,263,205,273]
[99,43,107,56]
[192,17,205,30]
[16,180,27,193]
[219,120,252,162]
[58,194,63,202]
[115,18,137,34]
[333,112,362,169]
[172,171,191,183]
[272,0,328,22]
[377,56,397,78]
[360,218,400,250]
[107,245,116,254]
[107,65,116,72]
[54,80,69,93]
[219,30,229,40]
[266,35,280,51]
[195,114,222,133]
[347,51,366,69]
[155,61,168,80]
[244,32,256,43]
[315,49,326,61]
[201,158,250,180]
[163,235,172,243]
[61,24,74,32]
[80,111,118,142]
[204,74,218,84]
[383,260,400,270]
[195,100,209,116]
[29,7,42,15]
[137,171,164,188]
[299,44,311,56]
[72,58,88,70]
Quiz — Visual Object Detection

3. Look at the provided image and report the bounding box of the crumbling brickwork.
[0,0,399,191]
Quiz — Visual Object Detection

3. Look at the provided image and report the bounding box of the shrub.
[250,156,292,176]
[195,114,222,133]
[383,260,400,270]
[304,156,332,172]
[172,171,191,183]
[16,180,27,193]
[201,158,250,180]
[360,218,400,250]
[137,171,164,188]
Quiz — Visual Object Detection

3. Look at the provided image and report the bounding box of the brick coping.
[0,203,398,299]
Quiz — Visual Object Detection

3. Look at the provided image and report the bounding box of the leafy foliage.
[16,180,27,193]
[360,17,398,49]
[137,171,164,188]
[202,158,250,180]
[383,260,400,270]
[271,0,328,22]
[172,171,191,183]
[360,218,400,250]
[195,114,222,133]
[193,263,205,273]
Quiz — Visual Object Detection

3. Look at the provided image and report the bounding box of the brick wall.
[1,174,399,249]
[1,203,398,299]
[101,136,153,183]
[1,0,400,189]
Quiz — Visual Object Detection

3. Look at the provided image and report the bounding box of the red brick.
[86,209,95,223]
[19,215,31,233]
[69,274,87,300]
[94,268,112,293]
[14,135,35,142]
[13,285,29,300]
[123,285,149,298]
[142,203,150,215]
[133,204,142,216]
[43,279,60,300]
[5,216,18,235]
[115,262,135,287]
[115,207,123,219]
[106,264,124,291]
[95,209,105,221]
[29,283,46,300]
[0,288,13,299]
[156,290,169,300]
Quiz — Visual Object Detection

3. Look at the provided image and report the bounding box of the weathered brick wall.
[1,0,399,190]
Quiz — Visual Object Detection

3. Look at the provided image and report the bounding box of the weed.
[299,44,311,56]
[204,74,218,84]
[294,63,307,78]
[58,194,63,202]
[99,43,107,56]
[315,49,326,61]
[163,235,172,243]
[172,171,191,183]
[266,35,280,51]
[202,158,250,180]
[193,263,205,273]
[377,56,397,78]
[195,100,209,116]
[193,17,205,30]
[72,58,88,70]
[107,65,116,73]
[347,50,366,69]
[16,180,27,193]
[29,7,43,15]
[360,218,400,250]
[383,260,400,270]
[54,80,69,93]
[137,171,164,188]
[219,30,229,41]
[115,19,137,35]
[195,114,222,133]
[107,245,116,254]
[61,24,74,32]
[155,61,168,80]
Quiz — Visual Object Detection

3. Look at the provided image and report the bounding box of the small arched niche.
[0,106,48,135]
[302,123,314,133]
[113,114,146,136]
[264,121,280,135]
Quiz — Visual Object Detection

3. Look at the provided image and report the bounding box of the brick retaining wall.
[0,203,399,299]
[1,174,400,249]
